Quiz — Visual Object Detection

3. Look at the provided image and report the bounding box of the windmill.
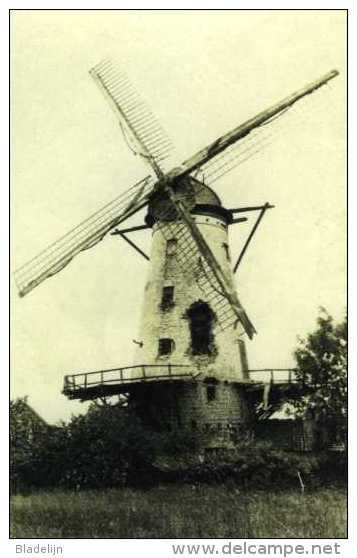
[14,60,339,449]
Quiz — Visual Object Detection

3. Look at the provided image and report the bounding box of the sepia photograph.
[10,8,347,539]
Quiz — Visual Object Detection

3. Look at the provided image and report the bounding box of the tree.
[291,308,347,447]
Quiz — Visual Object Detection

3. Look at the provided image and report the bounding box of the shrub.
[179,441,321,489]
[315,451,347,485]
[10,399,346,493]
[10,400,201,492]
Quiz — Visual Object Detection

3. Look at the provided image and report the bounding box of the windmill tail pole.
[173,69,339,179]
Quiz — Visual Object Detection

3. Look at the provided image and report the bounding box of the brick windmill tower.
[129,177,256,445]
[15,61,339,449]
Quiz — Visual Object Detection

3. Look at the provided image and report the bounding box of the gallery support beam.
[233,203,274,274]
[231,217,248,225]
[112,231,150,261]
[111,224,150,261]
[111,224,150,235]
[230,204,275,214]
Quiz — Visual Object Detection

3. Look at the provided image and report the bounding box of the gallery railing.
[248,368,298,384]
[63,363,193,396]
[63,364,299,398]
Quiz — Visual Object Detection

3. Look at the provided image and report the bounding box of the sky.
[10,10,346,424]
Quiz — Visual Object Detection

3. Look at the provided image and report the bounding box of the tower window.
[187,301,216,355]
[206,385,216,402]
[166,239,177,256]
[161,286,174,310]
[158,338,174,356]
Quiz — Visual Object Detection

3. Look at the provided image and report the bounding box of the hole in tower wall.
[158,338,175,356]
[186,301,217,357]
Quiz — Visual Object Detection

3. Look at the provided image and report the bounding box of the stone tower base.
[132,379,254,449]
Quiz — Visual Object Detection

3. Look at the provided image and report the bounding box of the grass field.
[10,485,346,538]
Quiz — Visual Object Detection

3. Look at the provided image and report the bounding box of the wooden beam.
[117,232,150,261]
[231,217,248,224]
[111,224,150,235]
[230,204,275,214]
[233,203,270,274]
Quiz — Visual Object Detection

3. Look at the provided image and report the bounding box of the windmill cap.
[188,178,222,206]
[146,177,233,226]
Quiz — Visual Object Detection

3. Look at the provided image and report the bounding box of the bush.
[10,399,346,493]
[10,401,201,492]
[315,451,347,485]
[179,441,321,489]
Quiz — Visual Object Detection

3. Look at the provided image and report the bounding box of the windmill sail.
[167,69,339,183]
[90,59,173,179]
[194,83,335,188]
[14,176,155,297]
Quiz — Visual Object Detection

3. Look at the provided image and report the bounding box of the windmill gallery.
[14,61,340,452]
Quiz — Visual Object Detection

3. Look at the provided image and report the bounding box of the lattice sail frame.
[14,176,155,297]
[89,59,173,178]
